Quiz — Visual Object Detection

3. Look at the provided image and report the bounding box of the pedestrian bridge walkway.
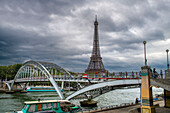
[150,78,170,91]
[66,79,141,100]
[66,78,170,100]
[13,77,103,83]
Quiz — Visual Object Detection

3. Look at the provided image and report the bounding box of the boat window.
[23,105,28,110]
[53,103,57,108]
[48,103,52,109]
[28,104,36,112]
[43,104,47,109]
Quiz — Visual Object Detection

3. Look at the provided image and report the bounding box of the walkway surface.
[151,78,170,91]
[82,101,170,113]
[94,105,140,113]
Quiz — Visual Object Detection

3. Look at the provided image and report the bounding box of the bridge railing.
[15,71,165,82]
[18,72,140,80]
[83,72,140,79]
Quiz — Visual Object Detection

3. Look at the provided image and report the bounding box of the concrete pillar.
[164,89,170,107]
[141,66,155,113]
[164,69,170,107]
[61,81,64,90]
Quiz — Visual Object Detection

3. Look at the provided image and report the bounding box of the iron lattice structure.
[85,16,106,73]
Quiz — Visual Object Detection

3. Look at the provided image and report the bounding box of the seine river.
[0,87,163,113]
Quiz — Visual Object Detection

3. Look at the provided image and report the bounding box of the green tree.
[0,64,22,81]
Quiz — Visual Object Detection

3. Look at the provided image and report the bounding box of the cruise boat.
[15,100,81,113]
[26,87,57,92]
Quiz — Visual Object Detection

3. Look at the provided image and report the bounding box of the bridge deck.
[150,78,170,91]
[66,79,141,100]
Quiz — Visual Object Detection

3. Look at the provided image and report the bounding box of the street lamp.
[143,41,147,66]
[166,49,169,70]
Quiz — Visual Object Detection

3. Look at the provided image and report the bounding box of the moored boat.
[80,99,97,107]
[14,100,81,113]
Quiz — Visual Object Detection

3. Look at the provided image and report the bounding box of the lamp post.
[141,41,155,113]
[166,49,169,70]
[164,49,170,108]
[143,41,147,66]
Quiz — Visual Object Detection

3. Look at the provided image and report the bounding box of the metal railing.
[80,72,140,79]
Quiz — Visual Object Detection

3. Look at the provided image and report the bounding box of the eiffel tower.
[85,16,106,73]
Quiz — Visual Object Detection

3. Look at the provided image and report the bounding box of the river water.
[0,87,163,113]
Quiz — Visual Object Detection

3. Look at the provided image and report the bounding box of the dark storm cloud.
[0,0,170,72]
[100,16,129,32]
[0,0,84,15]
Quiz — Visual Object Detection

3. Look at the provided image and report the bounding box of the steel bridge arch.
[66,79,141,100]
[11,60,67,99]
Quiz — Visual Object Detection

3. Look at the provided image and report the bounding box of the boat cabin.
[21,100,80,113]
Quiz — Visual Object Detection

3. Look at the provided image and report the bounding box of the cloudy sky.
[0,0,170,73]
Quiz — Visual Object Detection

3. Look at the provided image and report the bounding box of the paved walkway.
[95,105,140,113]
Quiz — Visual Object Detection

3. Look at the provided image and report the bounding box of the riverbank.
[0,87,7,93]
[0,87,27,93]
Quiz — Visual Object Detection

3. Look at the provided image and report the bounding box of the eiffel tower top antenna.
[95,15,97,21]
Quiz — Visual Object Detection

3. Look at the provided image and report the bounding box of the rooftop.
[24,100,70,104]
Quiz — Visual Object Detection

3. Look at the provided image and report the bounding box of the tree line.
[0,64,22,81]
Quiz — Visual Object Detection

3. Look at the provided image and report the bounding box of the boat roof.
[24,100,70,104]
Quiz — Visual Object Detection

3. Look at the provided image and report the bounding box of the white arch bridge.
[6,60,142,100]
[7,60,71,99]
